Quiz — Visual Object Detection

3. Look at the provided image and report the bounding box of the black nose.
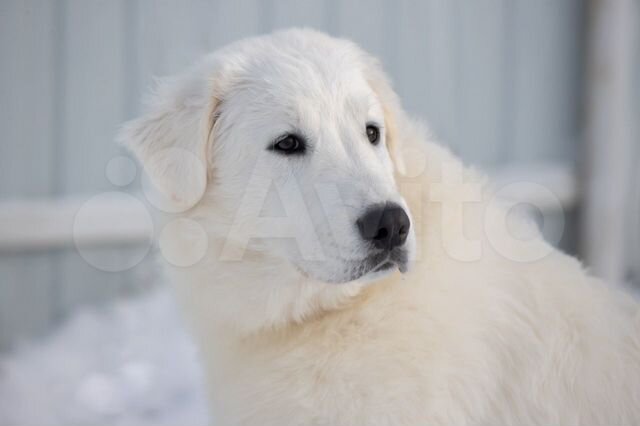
[356,203,410,250]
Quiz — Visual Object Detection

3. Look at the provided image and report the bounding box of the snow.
[0,289,210,426]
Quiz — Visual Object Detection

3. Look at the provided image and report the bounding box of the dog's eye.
[366,125,380,145]
[270,134,306,155]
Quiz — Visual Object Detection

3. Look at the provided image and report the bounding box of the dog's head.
[121,29,416,285]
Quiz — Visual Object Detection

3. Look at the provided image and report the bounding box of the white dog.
[121,29,640,425]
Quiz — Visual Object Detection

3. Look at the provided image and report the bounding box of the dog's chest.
[207,318,501,426]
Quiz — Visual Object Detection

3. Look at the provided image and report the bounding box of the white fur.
[121,29,640,425]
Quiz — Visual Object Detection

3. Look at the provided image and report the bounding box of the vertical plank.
[581,0,637,284]
[133,0,214,100]
[271,0,328,31]
[60,0,128,194]
[0,254,56,352]
[0,0,58,351]
[394,0,431,119]
[332,0,396,62]
[208,0,269,47]
[511,0,583,163]
[452,0,509,166]
[55,246,151,321]
[132,0,267,110]
[420,0,458,152]
[0,0,56,198]
[57,0,131,313]
[630,20,640,288]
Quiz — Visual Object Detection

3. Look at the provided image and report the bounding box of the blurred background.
[0,0,638,424]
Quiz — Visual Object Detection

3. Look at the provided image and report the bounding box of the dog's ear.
[118,67,222,211]
[363,57,409,175]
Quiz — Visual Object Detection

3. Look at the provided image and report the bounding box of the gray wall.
[0,0,585,351]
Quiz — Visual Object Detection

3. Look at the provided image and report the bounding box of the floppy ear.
[363,57,409,175]
[118,68,220,212]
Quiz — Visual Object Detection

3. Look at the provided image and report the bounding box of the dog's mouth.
[347,248,409,283]
[373,261,395,272]
[292,248,409,285]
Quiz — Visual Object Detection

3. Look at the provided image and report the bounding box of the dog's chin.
[356,252,411,284]
[294,249,410,285]
[354,261,399,284]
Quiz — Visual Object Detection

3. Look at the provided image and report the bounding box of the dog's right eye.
[269,134,306,155]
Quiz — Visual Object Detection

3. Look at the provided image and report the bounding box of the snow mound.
[0,289,209,426]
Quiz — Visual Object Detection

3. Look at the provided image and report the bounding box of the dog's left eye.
[366,125,380,145]
[270,134,306,155]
